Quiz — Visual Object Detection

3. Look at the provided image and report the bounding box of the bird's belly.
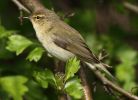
[37,35,74,61]
[35,30,75,61]
[44,42,75,61]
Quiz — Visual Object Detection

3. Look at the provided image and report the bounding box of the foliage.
[33,69,56,89]
[27,47,44,62]
[0,0,138,100]
[0,76,28,100]
[64,78,83,99]
[6,35,33,55]
[0,23,83,99]
[116,46,137,91]
[65,57,80,81]
[33,57,83,99]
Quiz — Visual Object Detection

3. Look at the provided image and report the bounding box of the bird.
[28,9,114,79]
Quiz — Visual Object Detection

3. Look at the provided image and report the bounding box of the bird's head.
[29,11,48,26]
[29,10,59,29]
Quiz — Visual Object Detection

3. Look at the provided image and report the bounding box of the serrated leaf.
[0,76,28,100]
[26,47,44,62]
[33,69,56,88]
[6,35,33,55]
[64,78,83,99]
[65,57,80,81]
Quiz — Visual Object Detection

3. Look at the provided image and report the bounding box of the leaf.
[116,63,135,82]
[0,76,28,100]
[55,73,65,90]
[26,80,48,100]
[26,47,44,62]
[117,47,137,63]
[0,39,13,59]
[116,46,137,91]
[65,57,80,81]
[123,81,137,91]
[116,46,137,81]
[33,69,56,88]
[6,35,33,55]
[0,25,15,38]
[64,78,83,99]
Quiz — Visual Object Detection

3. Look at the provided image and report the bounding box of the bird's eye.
[36,16,41,20]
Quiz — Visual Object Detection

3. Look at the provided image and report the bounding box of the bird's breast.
[35,31,75,61]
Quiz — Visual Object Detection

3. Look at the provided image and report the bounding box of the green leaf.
[55,73,65,90]
[33,69,56,88]
[0,76,28,100]
[123,81,137,91]
[117,47,137,63]
[116,47,137,91]
[6,35,33,55]
[65,57,80,81]
[116,46,137,81]
[64,78,83,99]
[0,39,13,59]
[26,80,48,100]
[26,47,44,62]
[0,25,15,38]
[116,63,135,82]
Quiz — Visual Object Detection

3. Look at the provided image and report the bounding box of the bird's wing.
[52,21,100,64]
[52,21,115,79]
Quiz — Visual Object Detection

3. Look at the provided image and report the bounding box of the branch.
[92,69,138,100]
[123,1,138,14]
[11,0,30,13]
[18,0,47,12]
[12,0,138,100]
[80,65,93,100]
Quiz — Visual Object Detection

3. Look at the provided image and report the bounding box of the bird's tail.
[85,62,115,80]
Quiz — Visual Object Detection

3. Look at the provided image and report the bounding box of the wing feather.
[52,21,100,64]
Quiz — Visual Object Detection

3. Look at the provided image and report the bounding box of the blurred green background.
[0,0,138,100]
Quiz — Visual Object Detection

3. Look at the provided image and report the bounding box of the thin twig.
[103,84,121,99]
[92,69,138,100]
[11,0,30,13]
[123,1,138,14]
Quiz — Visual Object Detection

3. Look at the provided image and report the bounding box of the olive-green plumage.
[29,9,113,78]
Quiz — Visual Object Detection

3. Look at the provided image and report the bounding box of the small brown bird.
[29,9,113,78]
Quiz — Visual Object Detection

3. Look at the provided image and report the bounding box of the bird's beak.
[23,16,30,19]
